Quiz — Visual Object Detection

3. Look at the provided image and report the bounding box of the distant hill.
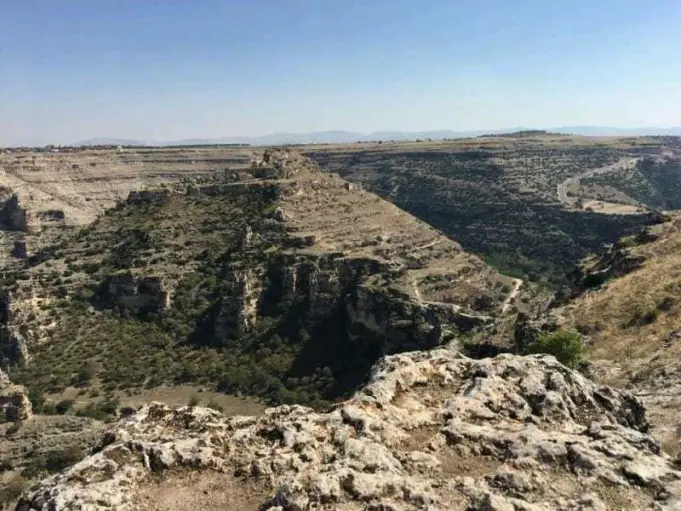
[72,131,485,147]
[552,126,681,137]
[72,126,681,148]
[73,137,157,147]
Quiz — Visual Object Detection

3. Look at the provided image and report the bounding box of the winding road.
[556,157,638,207]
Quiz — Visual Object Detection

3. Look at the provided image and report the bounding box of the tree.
[526,330,585,368]
[73,362,97,387]
[55,399,75,415]
[27,388,45,414]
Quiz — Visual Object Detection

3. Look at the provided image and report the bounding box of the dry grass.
[557,216,681,446]
[45,384,266,417]
[581,199,644,215]
[562,217,681,368]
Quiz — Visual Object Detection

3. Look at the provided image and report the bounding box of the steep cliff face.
[0,385,32,421]
[15,349,681,510]
[0,194,31,232]
[0,368,32,421]
[0,292,28,369]
[5,152,514,406]
[92,273,169,318]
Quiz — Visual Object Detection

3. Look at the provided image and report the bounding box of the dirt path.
[501,277,522,314]
[556,157,638,208]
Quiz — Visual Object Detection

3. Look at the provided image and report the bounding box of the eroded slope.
[3,151,513,409]
[553,215,681,452]
[305,135,672,284]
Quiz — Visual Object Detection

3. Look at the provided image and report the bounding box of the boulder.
[0,384,32,421]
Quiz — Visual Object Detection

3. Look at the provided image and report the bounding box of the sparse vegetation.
[525,330,585,368]
[10,165,500,411]
[20,446,85,479]
[206,398,224,412]
[55,399,75,415]
[306,138,669,286]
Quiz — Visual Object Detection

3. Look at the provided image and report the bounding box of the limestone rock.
[15,351,681,510]
[0,292,30,367]
[0,384,32,421]
[92,273,168,317]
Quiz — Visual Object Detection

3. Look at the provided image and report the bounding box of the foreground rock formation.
[16,350,681,510]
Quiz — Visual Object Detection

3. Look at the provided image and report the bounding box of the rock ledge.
[16,351,681,510]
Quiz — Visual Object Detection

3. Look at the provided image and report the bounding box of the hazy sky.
[2,0,680,145]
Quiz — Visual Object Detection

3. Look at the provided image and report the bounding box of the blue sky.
[1,0,680,145]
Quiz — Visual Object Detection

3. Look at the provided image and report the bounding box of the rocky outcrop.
[0,384,32,421]
[92,273,168,318]
[570,241,646,292]
[199,267,261,343]
[0,367,10,388]
[0,194,31,232]
[125,190,171,205]
[251,149,310,179]
[0,369,32,421]
[15,350,681,510]
[0,292,29,368]
[36,209,66,222]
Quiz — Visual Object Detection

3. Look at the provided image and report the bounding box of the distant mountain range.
[72,126,681,147]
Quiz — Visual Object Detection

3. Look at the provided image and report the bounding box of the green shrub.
[97,398,120,416]
[72,362,97,387]
[45,447,84,472]
[626,304,660,327]
[526,330,585,368]
[75,403,107,420]
[119,406,137,417]
[27,388,45,414]
[76,398,120,420]
[55,399,75,415]
[42,402,57,415]
[188,395,200,407]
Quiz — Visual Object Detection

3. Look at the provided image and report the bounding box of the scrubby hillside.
[15,349,681,510]
[2,151,513,411]
[580,153,681,210]
[305,135,675,285]
[551,215,681,452]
